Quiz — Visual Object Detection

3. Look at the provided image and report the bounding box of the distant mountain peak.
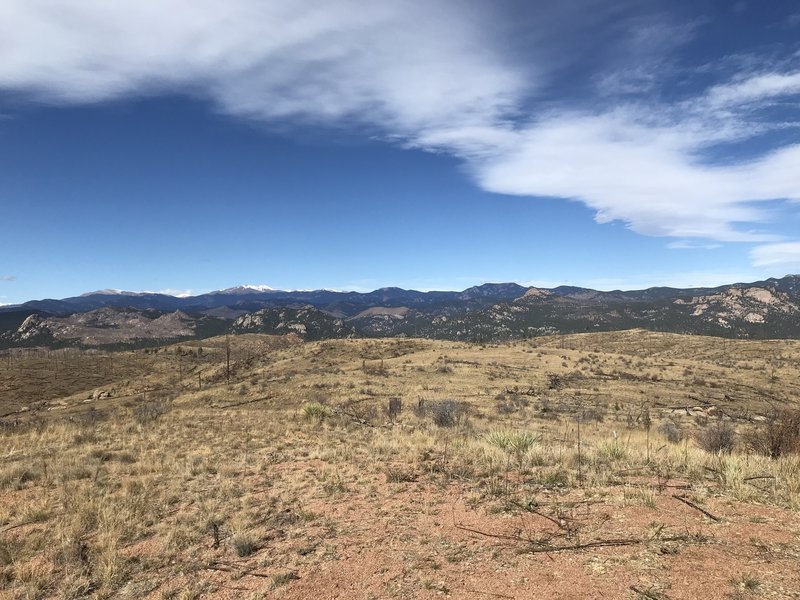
[80,289,144,297]
[217,284,275,294]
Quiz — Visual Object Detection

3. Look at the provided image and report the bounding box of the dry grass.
[1,331,800,598]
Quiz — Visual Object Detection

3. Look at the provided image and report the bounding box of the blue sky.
[1,1,800,304]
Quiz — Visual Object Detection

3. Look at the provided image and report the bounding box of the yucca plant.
[485,429,540,498]
[301,401,332,422]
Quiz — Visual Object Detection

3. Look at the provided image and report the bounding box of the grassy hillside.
[1,330,799,598]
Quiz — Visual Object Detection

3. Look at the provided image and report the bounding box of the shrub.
[301,402,331,422]
[659,421,684,444]
[485,429,538,456]
[385,467,416,483]
[696,420,736,454]
[596,438,627,462]
[431,400,468,428]
[230,532,258,557]
[132,399,170,424]
[546,373,563,390]
[743,410,800,458]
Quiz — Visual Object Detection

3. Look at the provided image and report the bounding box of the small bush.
[485,430,538,456]
[385,467,416,483]
[659,421,684,444]
[301,402,331,422]
[743,410,800,458]
[431,400,469,428]
[546,373,563,390]
[270,571,299,589]
[596,438,627,462]
[696,420,736,454]
[230,532,259,557]
[540,467,571,488]
[132,399,170,424]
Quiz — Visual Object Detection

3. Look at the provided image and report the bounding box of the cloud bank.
[2,1,799,263]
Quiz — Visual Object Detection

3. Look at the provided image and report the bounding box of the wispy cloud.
[1,1,799,264]
[750,242,800,269]
[0,1,524,135]
[1,275,16,282]
[667,240,722,250]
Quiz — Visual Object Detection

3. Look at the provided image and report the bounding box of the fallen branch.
[525,534,701,554]
[743,475,776,482]
[456,522,705,554]
[454,524,523,542]
[333,407,375,427]
[0,520,37,534]
[215,395,273,409]
[204,564,272,579]
[672,495,720,522]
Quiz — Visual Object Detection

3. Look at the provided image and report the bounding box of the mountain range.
[2,276,799,348]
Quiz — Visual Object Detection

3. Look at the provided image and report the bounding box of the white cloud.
[750,242,800,268]
[458,107,799,242]
[704,71,800,109]
[0,1,524,136]
[667,240,722,250]
[1,2,799,258]
[1,275,16,281]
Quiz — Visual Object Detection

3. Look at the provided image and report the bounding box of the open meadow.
[1,330,800,599]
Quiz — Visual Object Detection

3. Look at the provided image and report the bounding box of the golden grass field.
[1,330,800,599]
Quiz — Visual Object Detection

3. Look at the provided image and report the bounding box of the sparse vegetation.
[659,420,684,443]
[697,419,737,454]
[230,532,259,557]
[430,399,469,427]
[743,409,800,458]
[301,401,331,422]
[1,331,799,598]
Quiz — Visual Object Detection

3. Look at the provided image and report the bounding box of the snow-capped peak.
[217,284,275,294]
[81,289,142,297]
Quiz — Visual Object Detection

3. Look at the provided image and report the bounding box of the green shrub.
[596,437,627,462]
[301,402,331,422]
[230,532,258,557]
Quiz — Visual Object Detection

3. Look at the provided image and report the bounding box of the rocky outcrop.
[232,306,355,340]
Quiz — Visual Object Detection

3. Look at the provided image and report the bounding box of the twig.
[672,495,720,522]
[464,589,516,599]
[454,524,523,541]
[525,534,702,554]
[457,522,704,554]
[204,564,272,579]
[0,520,37,534]
[215,395,273,409]
[509,500,566,530]
[333,406,376,427]
[743,475,775,482]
